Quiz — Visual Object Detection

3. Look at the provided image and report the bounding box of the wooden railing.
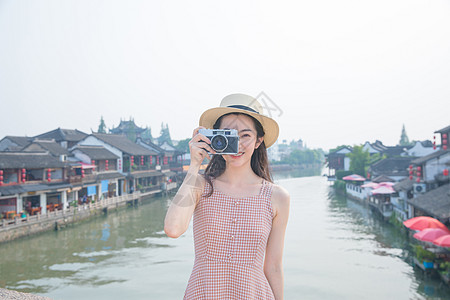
[0,192,142,230]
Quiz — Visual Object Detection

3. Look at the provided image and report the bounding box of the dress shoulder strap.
[260,179,274,199]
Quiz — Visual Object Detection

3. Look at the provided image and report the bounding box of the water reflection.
[327,190,450,299]
[0,197,170,295]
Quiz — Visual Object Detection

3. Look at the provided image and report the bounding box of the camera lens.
[211,135,228,152]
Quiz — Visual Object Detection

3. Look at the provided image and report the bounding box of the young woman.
[164,94,290,299]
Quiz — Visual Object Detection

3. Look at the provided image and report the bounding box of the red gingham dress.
[184,179,275,299]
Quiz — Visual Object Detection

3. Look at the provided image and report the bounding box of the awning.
[81,162,96,169]
[342,174,366,182]
[0,183,72,196]
[371,186,395,195]
[163,171,177,177]
[129,171,163,179]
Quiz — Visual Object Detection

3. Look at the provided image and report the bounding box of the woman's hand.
[189,126,216,167]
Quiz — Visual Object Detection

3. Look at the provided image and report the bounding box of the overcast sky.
[0,0,449,151]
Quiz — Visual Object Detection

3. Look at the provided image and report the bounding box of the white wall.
[424,152,450,182]
[77,136,124,172]
[406,142,438,157]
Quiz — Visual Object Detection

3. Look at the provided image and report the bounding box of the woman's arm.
[264,184,290,299]
[164,127,215,238]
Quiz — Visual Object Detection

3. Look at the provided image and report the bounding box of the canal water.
[1,171,449,299]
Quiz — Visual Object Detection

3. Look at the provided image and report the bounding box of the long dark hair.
[203,113,273,197]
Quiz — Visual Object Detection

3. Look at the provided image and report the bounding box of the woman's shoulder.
[269,182,290,207]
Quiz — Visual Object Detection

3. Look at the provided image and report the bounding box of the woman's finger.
[192,126,206,138]
[191,141,216,154]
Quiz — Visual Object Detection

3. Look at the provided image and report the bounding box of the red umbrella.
[413,228,450,242]
[432,235,450,247]
[371,186,395,195]
[403,216,450,232]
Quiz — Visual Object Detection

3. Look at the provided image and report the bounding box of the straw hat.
[199,93,279,148]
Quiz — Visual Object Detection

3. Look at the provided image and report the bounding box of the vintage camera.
[198,128,239,155]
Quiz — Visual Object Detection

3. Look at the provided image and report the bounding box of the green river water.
[0,170,449,299]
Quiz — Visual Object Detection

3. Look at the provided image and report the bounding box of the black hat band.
[227,105,259,114]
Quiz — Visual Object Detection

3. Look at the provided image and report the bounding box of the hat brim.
[199,107,279,148]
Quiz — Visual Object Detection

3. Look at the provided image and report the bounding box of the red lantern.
[149,156,153,165]
[417,166,421,172]
[0,169,3,186]
[444,169,449,176]
[444,145,448,150]
[91,160,95,165]
[409,165,413,170]
[433,141,436,150]
[443,133,448,139]
[416,177,420,183]
[443,139,448,146]
[416,171,421,177]
[22,168,26,183]
[47,169,51,182]
[105,160,109,171]
[367,172,371,179]
[81,169,85,178]
[409,175,413,180]
[118,159,122,170]
[131,156,134,166]
[409,170,413,175]
[141,156,144,165]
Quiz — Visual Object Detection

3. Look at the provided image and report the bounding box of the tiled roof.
[372,175,395,183]
[383,146,407,157]
[435,125,450,134]
[407,184,450,221]
[110,120,146,134]
[97,172,126,180]
[34,128,88,142]
[0,152,66,169]
[0,182,72,196]
[73,145,119,160]
[371,140,388,152]
[2,136,32,147]
[411,149,450,165]
[23,140,70,156]
[91,134,154,156]
[393,178,414,192]
[369,157,414,177]
[135,138,161,155]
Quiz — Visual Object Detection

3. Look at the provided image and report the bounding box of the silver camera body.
[198,128,239,155]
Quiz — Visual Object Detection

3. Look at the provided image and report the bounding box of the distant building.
[22,139,70,161]
[404,140,436,157]
[34,128,88,149]
[368,157,414,182]
[327,146,352,172]
[0,136,32,151]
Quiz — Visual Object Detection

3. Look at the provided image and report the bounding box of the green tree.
[399,124,410,146]
[175,138,190,153]
[278,149,324,165]
[97,116,107,133]
[347,145,370,176]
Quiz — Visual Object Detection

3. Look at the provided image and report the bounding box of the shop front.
[23,195,41,216]
[0,197,17,218]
